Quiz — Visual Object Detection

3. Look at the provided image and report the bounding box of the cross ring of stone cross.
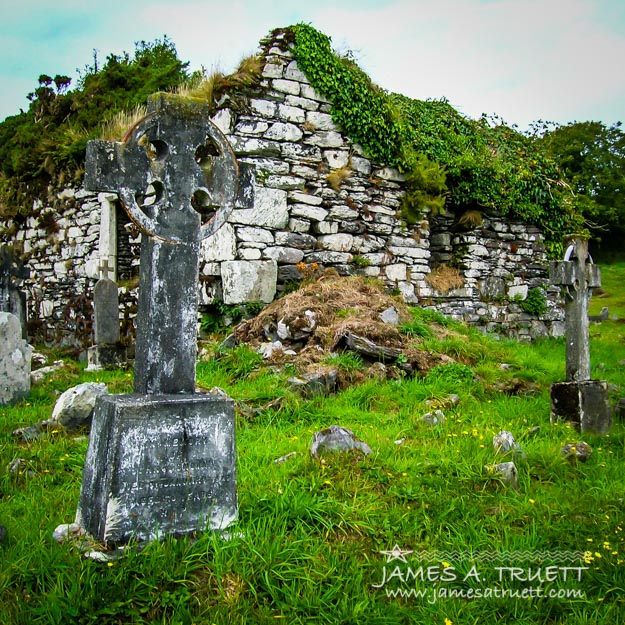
[119,101,239,245]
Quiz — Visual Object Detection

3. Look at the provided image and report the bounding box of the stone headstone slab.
[77,392,237,544]
[93,277,121,345]
[551,380,612,434]
[0,312,31,405]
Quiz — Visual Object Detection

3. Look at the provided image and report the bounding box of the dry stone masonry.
[0,28,565,346]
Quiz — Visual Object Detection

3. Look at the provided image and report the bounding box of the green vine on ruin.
[290,23,583,256]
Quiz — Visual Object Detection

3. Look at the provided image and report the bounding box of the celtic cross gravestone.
[549,236,611,434]
[76,93,240,544]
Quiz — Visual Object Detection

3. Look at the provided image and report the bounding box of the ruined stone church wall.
[0,31,564,346]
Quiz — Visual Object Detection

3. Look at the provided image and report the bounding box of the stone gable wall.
[0,30,564,347]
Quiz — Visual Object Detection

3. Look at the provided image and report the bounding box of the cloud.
[0,0,623,126]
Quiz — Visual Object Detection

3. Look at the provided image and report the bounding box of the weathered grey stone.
[379,306,400,325]
[272,79,300,95]
[421,410,445,425]
[265,122,303,142]
[560,441,592,462]
[221,260,277,304]
[52,522,85,544]
[77,392,237,543]
[236,227,274,244]
[310,425,371,458]
[229,187,289,229]
[289,190,324,206]
[201,223,237,261]
[318,234,353,252]
[291,204,328,222]
[549,237,611,434]
[485,462,518,489]
[305,131,344,148]
[92,277,120,345]
[274,232,316,249]
[0,312,31,405]
[480,277,506,300]
[493,430,520,455]
[30,359,64,384]
[49,382,108,431]
[263,246,304,264]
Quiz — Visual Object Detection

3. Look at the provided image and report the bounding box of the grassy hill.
[1,263,624,624]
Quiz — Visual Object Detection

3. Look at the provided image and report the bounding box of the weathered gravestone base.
[550,380,612,434]
[77,392,237,544]
[87,344,128,370]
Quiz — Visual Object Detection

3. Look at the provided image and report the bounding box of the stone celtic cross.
[549,235,601,382]
[85,93,239,394]
[549,235,611,434]
[77,93,240,544]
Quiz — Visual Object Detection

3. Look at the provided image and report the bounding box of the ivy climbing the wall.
[290,23,583,256]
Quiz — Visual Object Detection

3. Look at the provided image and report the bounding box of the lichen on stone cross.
[550,236,601,382]
[84,93,239,395]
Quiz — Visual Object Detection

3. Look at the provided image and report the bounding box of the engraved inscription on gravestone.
[76,93,239,544]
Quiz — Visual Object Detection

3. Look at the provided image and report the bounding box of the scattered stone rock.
[485,461,518,489]
[31,351,48,367]
[310,425,372,459]
[277,310,316,340]
[52,523,85,544]
[217,333,237,352]
[257,340,296,359]
[339,331,403,362]
[288,368,338,397]
[12,425,42,441]
[527,426,541,437]
[588,306,609,323]
[378,306,400,325]
[46,382,108,431]
[493,430,520,454]
[7,458,35,477]
[421,410,445,425]
[394,438,406,445]
[274,451,297,464]
[30,360,65,384]
[561,441,593,463]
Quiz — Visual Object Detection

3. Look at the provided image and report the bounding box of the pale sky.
[1,0,624,131]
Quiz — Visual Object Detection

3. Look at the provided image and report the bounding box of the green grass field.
[1,263,624,624]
